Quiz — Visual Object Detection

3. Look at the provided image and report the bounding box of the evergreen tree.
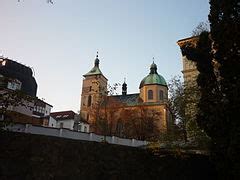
[208,0,240,178]
[181,0,240,178]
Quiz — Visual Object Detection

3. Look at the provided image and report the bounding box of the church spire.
[122,78,127,95]
[94,51,99,67]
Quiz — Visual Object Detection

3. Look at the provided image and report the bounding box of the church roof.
[110,93,140,106]
[50,110,75,120]
[139,62,167,88]
[83,65,104,77]
[83,54,107,80]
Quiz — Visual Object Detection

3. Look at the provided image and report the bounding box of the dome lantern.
[139,61,167,89]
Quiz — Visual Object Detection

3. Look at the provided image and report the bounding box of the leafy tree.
[0,88,36,129]
[168,76,209,145]
[168,76,187,142]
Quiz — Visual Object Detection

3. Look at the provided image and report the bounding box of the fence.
[6,124,148,147]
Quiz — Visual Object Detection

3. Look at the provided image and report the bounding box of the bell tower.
[80,53,108,124]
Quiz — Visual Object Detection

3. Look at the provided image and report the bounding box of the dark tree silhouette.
[180,0,240,178]
[208,0,240,178]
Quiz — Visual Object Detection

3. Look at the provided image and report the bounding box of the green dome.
[139,62,167,88]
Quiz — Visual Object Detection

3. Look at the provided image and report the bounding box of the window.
[84,126,87,132]
[159,90,164,100]
[148,90,153,100]
[89,86,92,92]
[87,95,92,107]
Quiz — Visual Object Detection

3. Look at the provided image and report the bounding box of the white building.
[50,110,89,132]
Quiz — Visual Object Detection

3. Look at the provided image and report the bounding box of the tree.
[180,1,240,177]
[89,82,120,137]
[168,76,209,145]
[121,105,160,141]
[208,0,240,178]
[0,88,36,129]
[191,21,210,36]
[168,76,187,141]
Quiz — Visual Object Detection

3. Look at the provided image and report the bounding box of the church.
[80,54,172,138]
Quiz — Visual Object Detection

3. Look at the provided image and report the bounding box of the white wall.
[56,119,75,130]
[44,104,52,116]
[49,116,57,128]
[7,124,148,147]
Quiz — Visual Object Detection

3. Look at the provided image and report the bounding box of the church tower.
[80,53,108,123]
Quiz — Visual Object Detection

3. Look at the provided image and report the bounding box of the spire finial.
[122,78,127,95]
[94,51,100,67]
[150,58,158,74]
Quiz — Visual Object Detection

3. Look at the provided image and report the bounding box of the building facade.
[50,110,89,132]
[177,36,199,85]
[80,54,172,137]
[0,57,52,126]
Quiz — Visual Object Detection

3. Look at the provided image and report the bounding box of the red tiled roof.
[50,110,75,120]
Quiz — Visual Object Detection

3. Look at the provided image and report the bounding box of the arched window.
[159,90,163,100]
[148,90,153,100]
[87,95,92,107]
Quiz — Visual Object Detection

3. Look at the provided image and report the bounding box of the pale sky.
[0,0,209,112]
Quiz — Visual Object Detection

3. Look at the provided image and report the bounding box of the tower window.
[148,90,153,100]
[159,90,163,100]
[87,95,92,107]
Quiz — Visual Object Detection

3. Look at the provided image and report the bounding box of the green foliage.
[168,76,210,146]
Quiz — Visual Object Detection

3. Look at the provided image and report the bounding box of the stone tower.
[80,53,108,123]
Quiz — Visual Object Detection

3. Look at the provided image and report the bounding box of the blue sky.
[0,0,209,112]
